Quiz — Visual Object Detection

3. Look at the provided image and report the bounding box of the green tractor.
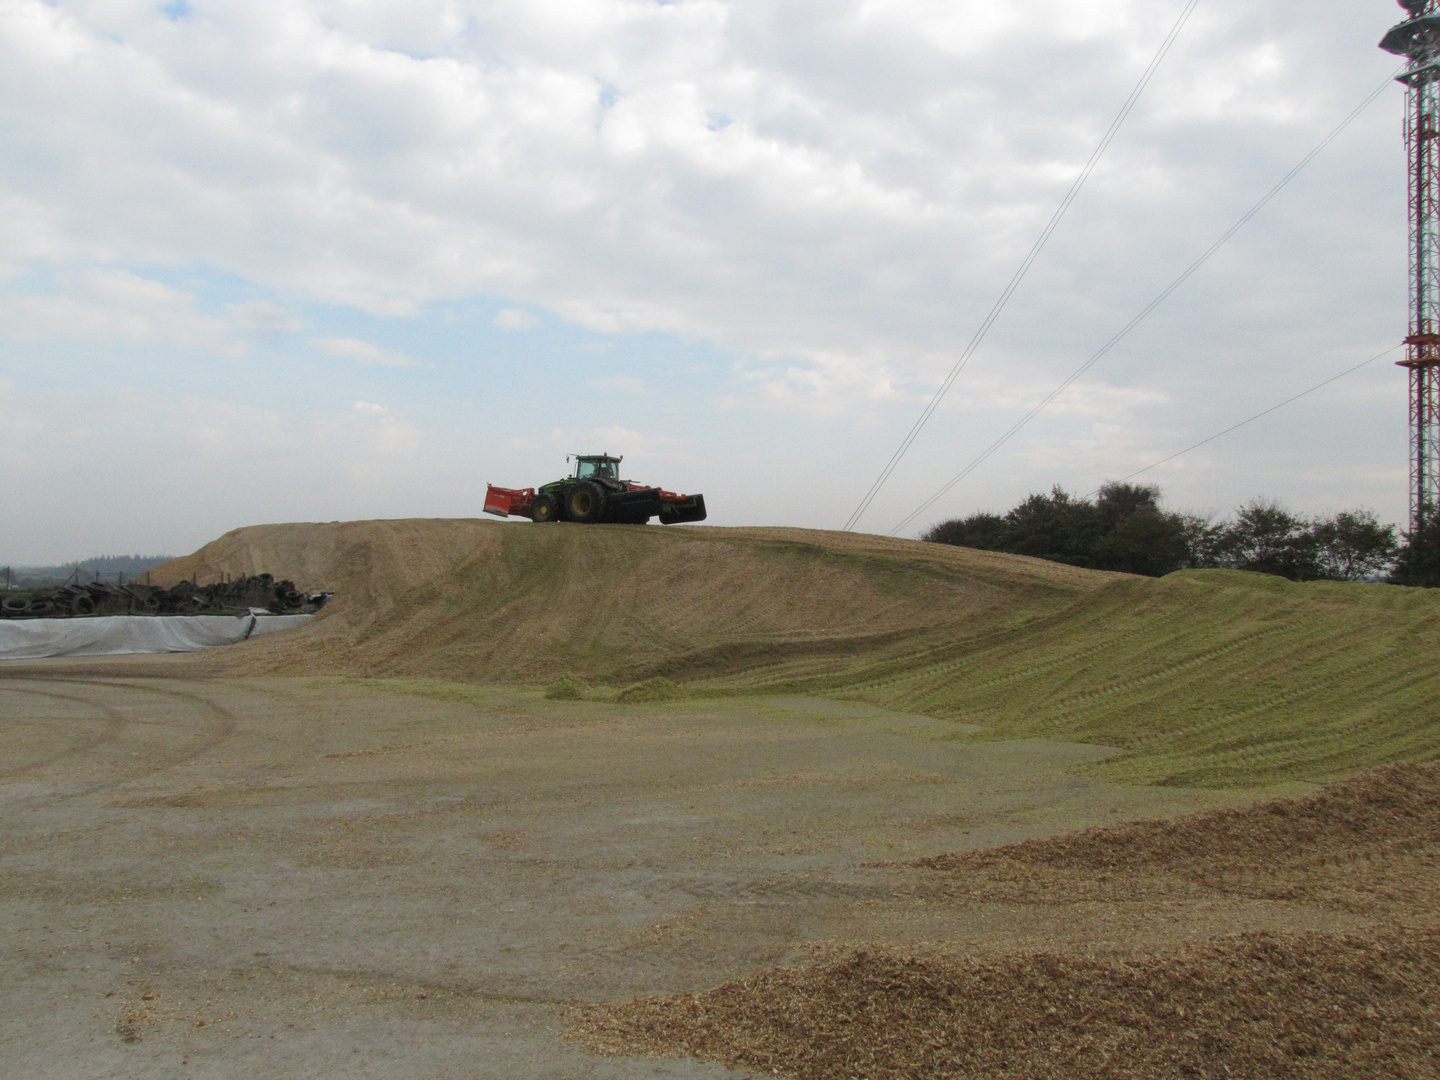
[484,454,707,525]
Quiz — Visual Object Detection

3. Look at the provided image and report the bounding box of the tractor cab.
[572,454,622,483]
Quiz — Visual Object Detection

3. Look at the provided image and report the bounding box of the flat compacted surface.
[0,669,1267,1079]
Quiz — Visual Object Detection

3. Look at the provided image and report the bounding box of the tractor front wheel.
[531,493,561,523]
[565,481,607,523]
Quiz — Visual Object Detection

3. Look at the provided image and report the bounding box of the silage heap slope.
[148,519,1111,683]
[799,568,1440,788]
[153,522,1440,790]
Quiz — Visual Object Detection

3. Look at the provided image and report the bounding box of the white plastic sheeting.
[0,614,314,661]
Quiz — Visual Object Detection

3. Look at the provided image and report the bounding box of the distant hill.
[2,554,175,588]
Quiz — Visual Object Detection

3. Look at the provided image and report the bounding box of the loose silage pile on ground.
[576,930,1440,1080]
[575,762,1440,1080]
[912,760,1440,913]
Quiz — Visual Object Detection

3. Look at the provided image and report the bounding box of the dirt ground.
[0,664,1271,1080]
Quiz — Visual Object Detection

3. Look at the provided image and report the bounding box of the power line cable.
[1078,344,1402,499]
[886,72,1399,537]
[841,0,1203,532]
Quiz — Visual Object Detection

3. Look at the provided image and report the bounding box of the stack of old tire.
[0,574,329,619]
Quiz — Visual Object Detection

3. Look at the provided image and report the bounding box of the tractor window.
[576,459,617,480]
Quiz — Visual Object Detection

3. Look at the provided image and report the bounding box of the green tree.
[1213,500,1319,580]
[924,487,1398,584]
[1095,481,1162,529]
[921,512,1009,550]
[1178,513,1225,569]
[1089,482,1189,575]
[1002,487,1103,568]
[1092,509,1190,576]
[1310,510,1397,581]
[1390,507,1440,587]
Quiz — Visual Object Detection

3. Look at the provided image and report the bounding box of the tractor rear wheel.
[531,493,560,523]
[565,481,607,523]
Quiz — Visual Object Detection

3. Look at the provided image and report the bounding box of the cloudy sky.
[0,0,1416,561]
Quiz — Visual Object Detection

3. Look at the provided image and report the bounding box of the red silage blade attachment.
[484,485,535,518]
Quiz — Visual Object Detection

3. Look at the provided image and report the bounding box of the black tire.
[531,493,561,523]
[70,595,95,616]
[565,481,607,523]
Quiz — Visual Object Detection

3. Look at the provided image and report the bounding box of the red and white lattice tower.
[1384,0,1440,529]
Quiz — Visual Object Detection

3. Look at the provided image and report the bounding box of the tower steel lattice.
[1383,0,1440,530]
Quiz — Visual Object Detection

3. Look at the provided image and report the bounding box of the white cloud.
[493,308,540,331]
[941,371,1171,419]
[228,299,306,337]
[0,0,1395,391]
[0,269,239,355]
[0,378,42,466]
[0,191,71,279]
[721,351,902,417]
[587,374,646,394]
[0,381,431,561]
[335,400,420,457]
[0,0,1416,538]
[546,424,680,462]
[314,336,416,367]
